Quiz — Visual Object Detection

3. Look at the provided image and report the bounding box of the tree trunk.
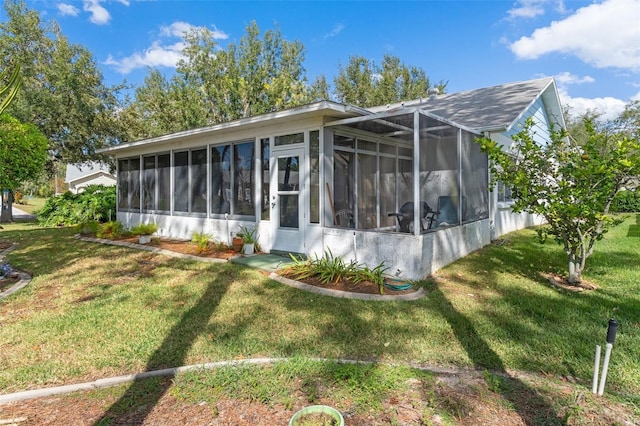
[0,190,13,223]
[568,256,583,285]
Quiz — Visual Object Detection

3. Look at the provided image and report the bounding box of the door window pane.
[174,151,189,213]
[190,148,207,213]
[279,194,299,228]
[278,156,299,191]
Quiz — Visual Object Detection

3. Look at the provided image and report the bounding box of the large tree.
[0,0,124,164]
[124,21,310,139]
[0,113,48,222]
[478,117,640,285]
[334,54,445,107]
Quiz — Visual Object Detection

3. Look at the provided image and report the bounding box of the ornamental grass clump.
[96,221,124,239]
[130,223,158,236]
[191,231,212,254]
[286,249,389,294]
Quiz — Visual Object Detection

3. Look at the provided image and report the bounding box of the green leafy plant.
[37,185,116,227]
[130,223,158,236]
[191,231,211,254]
[349,262,389,295]
[611,190,640,212]
[287,249,388,294]
[96,221,124,239]
[477,117,640,285]
[237,225,258,244]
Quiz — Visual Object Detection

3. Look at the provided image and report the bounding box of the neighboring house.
[65,162,116,194]
[98,77,564,280]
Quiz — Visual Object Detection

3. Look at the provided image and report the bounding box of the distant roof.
[369,77,563,132]
[65,161,114,183]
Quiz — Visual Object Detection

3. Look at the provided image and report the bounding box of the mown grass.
[13,197,47,214]
[0,216,638,419]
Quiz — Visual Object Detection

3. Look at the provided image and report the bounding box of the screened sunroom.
[102,78,560,280]
[325,109,489,235]
[110,106,491,280]
[316,108,491,278]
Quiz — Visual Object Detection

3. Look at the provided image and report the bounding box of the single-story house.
[98,77,564,280]
[65,162,116,194]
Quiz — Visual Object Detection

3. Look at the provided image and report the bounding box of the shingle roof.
[369,77,558,132]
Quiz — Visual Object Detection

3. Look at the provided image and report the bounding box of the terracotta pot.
[232,237,243,252]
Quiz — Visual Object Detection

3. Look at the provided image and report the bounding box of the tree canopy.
[122,21,311,140]
[0,0,124,163]
[478,116,640,285]
[0,113,48,191]
[333,54,446,107]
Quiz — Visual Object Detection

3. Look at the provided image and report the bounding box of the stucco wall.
[322,219,491,280]
[493,205,544,239]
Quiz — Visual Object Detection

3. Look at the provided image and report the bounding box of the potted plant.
[130,223,158,244]
[237,225,258,256]
[289,405,344,426]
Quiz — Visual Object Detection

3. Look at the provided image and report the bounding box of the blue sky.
[11,0,640,120]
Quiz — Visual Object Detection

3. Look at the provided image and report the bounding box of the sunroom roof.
[369,77,560,132]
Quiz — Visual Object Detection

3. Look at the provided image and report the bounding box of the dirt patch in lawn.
[1,369,637,425]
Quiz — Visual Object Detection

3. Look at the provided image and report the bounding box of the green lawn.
[0,215,638,421]
[13,196,47,214]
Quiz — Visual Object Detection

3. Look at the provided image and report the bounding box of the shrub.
[130,223,158,236]
[191,231,211,254]
[37,185,116,226]
[96,221,124,239]
[610,189,640,212]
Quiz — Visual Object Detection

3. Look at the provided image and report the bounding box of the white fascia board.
[98,101,366,155]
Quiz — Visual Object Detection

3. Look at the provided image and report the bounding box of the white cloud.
[106,21,228,74]
[83,0,110,25]
[323,23,345,40]
[507,0,547,19]
[510,0,640,71]
[553,71,595,86]
[552,72,630,120]
[57,3,79,16]
[160,22,228,40]
[105,41,186,74]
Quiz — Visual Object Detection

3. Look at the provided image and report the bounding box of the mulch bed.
[96,235,420,296]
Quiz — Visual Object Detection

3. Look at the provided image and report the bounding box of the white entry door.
[270,148,305,253]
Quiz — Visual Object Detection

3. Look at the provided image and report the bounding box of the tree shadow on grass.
[430,287,566,425]
[94,263,237,425]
